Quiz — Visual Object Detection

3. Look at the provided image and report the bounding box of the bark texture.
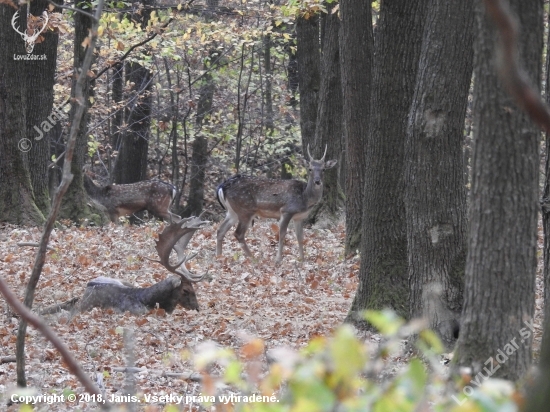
[455,0,542,380]
[59,8,96,222]
[347,0,428,324]
[405,0,474,349]
[309,5,343,224]
[339,0,372,254]
[0,4,45,225]
[296,15,320,154]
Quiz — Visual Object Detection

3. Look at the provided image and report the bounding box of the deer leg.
[234,217,254,257]
[216,212,238,256]
[294,219,304,260]
[276,214,293,262]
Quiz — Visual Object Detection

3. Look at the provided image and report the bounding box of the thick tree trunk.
[308,5,343,224]
[182,0,219,217]
[0,5,45,225]
[346,0,428,324]
[112,1,153,185]
[339,0,373,255]
[454,0,542,380]
[59,8,96,222]
[541,0,550,371]
[405,0,474,349]
[25,0,60,215]
[296,15,320,153]
[112,62,151,184]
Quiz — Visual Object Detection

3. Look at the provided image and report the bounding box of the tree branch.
[0,277,110,410]
[484,0,550,133]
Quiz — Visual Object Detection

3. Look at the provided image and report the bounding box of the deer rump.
[216,175,312,220]
[83,174,177,222]
[104,181,176,218]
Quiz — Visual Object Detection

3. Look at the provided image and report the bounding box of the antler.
[320,145,328,161]
[306,144,328,161]
[147,217,209,282]
[11,10,25,37]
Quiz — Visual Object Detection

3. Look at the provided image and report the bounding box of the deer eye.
[308,168,312,171]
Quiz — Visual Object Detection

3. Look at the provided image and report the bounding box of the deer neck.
[304,175,323,208]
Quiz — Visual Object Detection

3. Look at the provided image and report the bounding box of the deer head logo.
[11,9,49,54]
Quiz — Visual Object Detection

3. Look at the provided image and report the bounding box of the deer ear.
[324,160,337,169]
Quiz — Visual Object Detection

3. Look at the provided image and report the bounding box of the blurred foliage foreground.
[183,310,522,412]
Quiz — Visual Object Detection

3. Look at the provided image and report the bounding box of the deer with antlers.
[41,217,209,315]
[216,145,337,262]
[83,173,180,223]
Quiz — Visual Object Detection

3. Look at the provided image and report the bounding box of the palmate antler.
[11,9,49,54]
[147,217,210,283]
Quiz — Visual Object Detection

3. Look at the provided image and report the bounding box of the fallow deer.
[83,173,180,223]
[216,145,337,262]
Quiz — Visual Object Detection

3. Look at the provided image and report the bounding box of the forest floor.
[0,218,545,411]
[0,218,361,411]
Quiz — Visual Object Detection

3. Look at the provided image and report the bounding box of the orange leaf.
[241,338,264,359]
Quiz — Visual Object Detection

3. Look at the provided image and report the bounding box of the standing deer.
[83,173,180,223]
[216,145,337,262]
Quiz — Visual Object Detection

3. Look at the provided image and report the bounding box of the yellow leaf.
[98,26,104,36]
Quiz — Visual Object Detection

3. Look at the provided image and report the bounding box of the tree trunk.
[25,0,61,215]
[112,1,153,184]
[541,0,550,373]
[528,46,550,397]
[296,15,320,153]
[339,0,373,255]
[59,7,96,222]
[182,0,219,217]
[112,61,151,184]
[454,0,542,380]
[346,0,428,324]
[308,5,343,224]
[0,5,45,225]
[405,0,474,349]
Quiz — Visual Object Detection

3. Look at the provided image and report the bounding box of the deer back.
[218,175,310,219]
[83,174,175,220]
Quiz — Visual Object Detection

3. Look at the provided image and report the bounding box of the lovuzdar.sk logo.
[11,8,48,54]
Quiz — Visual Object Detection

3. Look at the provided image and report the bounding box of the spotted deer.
[83,173,180,223]
[216,145,337,262]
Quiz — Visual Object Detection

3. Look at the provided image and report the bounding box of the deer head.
[216,145,337,262]
[83,172,180,223]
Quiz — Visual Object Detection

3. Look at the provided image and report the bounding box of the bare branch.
[484,0,550,133]
[0,277,110,409]
[14,0,106,392]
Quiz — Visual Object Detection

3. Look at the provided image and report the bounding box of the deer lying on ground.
[216,145,337,262]
[83,173,180,223]
[40,217,208,315]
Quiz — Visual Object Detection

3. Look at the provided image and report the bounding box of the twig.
[1,356,16,364]
[17,242,54,250]
[12,0,108,404]
[92,18,174,81]
[484,0,550,133]
[47,0,97,20]
[0,276,109,408]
